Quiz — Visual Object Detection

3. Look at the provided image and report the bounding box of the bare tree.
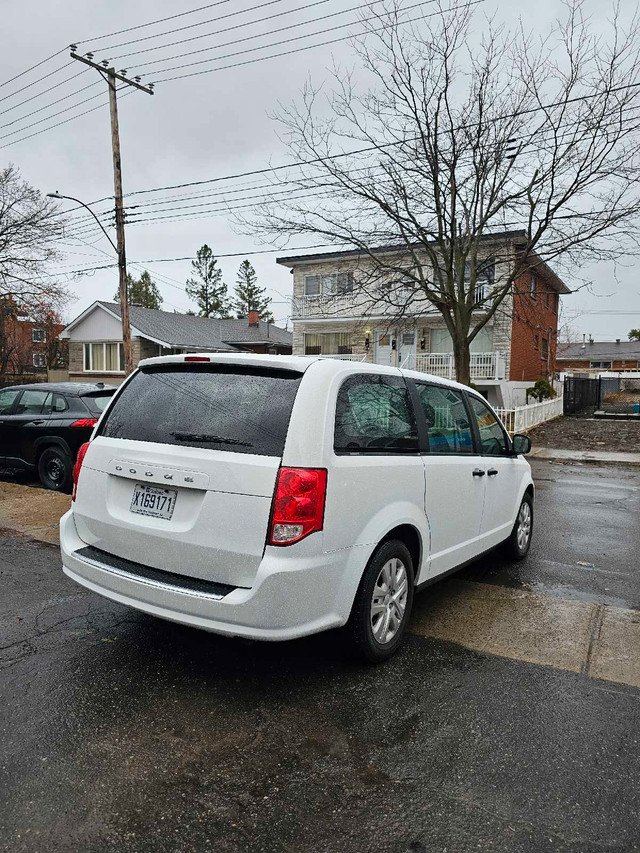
[0,164,70,310]
[250,0,640,384]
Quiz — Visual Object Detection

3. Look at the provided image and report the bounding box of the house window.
[541,337,549,360]
[534,334,539,350]
[83,342,125,372]
[32,328,46,343]
[552,293,558,314]
[304,272,353,297]
[32,352,46,369]
[430,327,493,353]
[304,332,352,355]
[544,292,550,308]
[530,275,536,299]
[590,360,612,369]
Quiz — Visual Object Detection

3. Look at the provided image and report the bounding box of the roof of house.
[276,231,571,294]
[558,340,640,361]
[61,302,292,350]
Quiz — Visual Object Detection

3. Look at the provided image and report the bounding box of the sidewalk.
[529,446,640,465]
[0,482,69,545]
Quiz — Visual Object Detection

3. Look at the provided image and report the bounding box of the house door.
[373,331,394,367]
[398,331,416,369]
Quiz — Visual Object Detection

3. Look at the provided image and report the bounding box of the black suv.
[0,382,117,491]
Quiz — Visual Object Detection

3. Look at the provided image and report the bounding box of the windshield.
[98,364,303,457]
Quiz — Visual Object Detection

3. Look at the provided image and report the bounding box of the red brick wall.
[509,272,560,382]
[557,358,639,371]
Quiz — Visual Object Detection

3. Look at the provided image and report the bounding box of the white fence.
[495,394,564,434]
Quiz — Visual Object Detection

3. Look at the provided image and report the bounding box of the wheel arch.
[376,524,422,581]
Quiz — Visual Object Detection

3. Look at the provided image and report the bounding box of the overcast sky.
[2,0,639,339]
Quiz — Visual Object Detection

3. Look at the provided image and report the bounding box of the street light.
[46,192,117,254]
[48,190,133,376]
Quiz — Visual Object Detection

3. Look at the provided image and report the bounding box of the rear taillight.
[184,356,210,362]
[70,418,98,428]
[269,467,327,546]
[72,441,91,502]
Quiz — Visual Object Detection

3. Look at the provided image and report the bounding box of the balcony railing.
[402,352,506,381]
[292,294,357,318]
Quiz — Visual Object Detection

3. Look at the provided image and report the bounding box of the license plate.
[130,483,177,520]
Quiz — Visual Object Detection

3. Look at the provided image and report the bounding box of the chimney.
[248,309,260,327]
[616,338,620,344]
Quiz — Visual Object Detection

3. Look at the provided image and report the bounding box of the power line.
[0,79,100,128]
[0,89,109,141]
[0,87,135,149]
[75,0,237,43]
[0,46,68,90]
[112,0,334,63]
[126,0,434,78]
[153,2,477,83]
[0,62,75,106]
[91,0,297,52]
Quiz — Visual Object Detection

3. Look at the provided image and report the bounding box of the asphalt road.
[1,460,639,853]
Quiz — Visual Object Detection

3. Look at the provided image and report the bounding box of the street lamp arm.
[47,191,118,255]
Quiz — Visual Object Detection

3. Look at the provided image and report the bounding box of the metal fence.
[563,377,600,413]
[495,394,564,434]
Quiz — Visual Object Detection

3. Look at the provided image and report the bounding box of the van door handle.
[472,468,486,477]
[487,468,498,476]
[31,419,45,425]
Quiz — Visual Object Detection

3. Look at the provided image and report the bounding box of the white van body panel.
[60,353,534,640]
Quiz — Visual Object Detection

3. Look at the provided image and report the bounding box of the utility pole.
[69,47,154,375]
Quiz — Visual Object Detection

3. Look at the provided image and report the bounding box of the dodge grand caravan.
[60,354,534,662]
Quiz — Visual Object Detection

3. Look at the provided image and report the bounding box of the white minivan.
[60,354,534,662]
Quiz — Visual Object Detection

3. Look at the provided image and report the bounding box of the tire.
[347,539,415,663]
[37,447,73,493]
[502,493,533,561]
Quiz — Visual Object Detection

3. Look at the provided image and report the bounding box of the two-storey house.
[277,230,570,407]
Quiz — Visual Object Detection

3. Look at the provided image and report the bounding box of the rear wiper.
[171,432,253,447]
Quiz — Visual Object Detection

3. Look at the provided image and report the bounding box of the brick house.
[557,339,640,372]
[60,301,292,385]
[277,230,570,407]
[0,294,65,378]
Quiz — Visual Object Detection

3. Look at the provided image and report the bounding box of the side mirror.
[512,434,532,456]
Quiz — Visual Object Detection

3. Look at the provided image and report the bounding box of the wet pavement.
[1,460,639,852]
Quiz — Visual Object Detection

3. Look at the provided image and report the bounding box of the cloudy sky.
[2,0,639,339]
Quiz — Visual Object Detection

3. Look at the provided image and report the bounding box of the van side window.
[334,374,418,453]
[468,395,510,456]
[414,383,474,454]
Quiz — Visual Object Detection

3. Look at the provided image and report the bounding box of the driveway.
[1,460,639,852]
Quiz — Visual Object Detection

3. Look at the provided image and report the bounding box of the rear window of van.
[99,364,303,457]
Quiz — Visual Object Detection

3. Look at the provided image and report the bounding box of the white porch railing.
[403,352,506,381]
[495,394,564,434]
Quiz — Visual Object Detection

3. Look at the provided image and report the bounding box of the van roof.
[136,352,473,393]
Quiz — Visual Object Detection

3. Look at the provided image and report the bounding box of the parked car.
[0,382,117,492]
[60,355,533,662]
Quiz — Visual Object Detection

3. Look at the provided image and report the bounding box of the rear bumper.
[60,509,357,641]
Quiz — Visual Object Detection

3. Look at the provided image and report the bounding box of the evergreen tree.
[114,271,163,309]
[233,260,273,321]
[185,245,231,318]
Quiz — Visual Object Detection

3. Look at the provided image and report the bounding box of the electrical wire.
[0,87,135,149]
[0,46,68,90]
[0,62,76,106]
[153,3,478,83]
[125,0,435,78]
[76,0,236,44]
[90,0,298,52]
[0,79,100,128]
[110,0,334,63]
[0,89,110,141]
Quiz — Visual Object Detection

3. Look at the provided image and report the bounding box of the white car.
[60,354,534,662]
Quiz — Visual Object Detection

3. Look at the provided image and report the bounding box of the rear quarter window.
[81,392,115,414]
[334,373,418,453]
[98,365,303,457]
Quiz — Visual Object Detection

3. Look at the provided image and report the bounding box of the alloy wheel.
[370,557,408,644]
[516,501,532,552]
